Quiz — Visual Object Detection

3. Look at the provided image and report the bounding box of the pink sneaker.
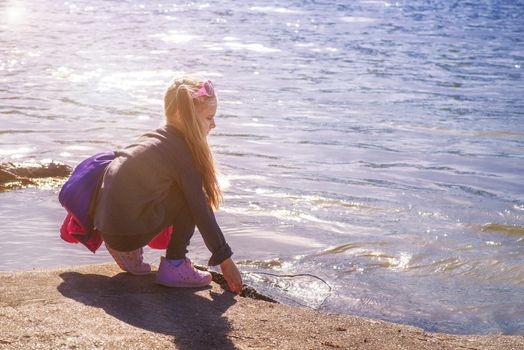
[156,256,212,287]
[105,242,151,275]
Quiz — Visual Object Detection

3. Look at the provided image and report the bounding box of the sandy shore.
[1,263,522,349]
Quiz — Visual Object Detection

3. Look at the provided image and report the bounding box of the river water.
[1,0,523,335]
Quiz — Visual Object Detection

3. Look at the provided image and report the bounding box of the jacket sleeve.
[173,143,232,266]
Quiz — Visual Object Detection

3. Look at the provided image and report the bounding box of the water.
[1,0,523,335]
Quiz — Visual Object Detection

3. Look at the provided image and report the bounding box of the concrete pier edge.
[1,263,522,349]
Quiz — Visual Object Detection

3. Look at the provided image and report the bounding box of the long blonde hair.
[164,77,222,209]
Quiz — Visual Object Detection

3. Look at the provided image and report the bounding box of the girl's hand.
[220,258,243,294]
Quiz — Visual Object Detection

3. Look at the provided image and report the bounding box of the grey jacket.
[94,125,232,265]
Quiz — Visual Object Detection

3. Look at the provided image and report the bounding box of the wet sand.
[1,263,522,349]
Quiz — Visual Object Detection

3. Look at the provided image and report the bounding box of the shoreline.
[1,263,523,349]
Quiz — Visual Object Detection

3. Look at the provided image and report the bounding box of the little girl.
[74,77,242,294]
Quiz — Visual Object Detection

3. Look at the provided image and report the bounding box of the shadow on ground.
[57,271,237,349]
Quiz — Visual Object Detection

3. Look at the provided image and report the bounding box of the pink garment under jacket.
[60,210,173,253]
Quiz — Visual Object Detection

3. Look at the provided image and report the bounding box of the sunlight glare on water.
[4,2,26,25]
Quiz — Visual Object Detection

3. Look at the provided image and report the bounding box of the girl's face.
[196,102,217,135]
